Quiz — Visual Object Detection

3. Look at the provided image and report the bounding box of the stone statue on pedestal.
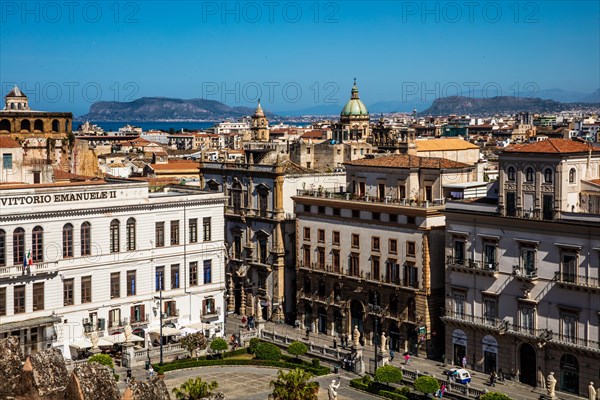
[90,331,99,349]
[328,379,341,400]
[380,332,387,351]
[353,326,360,347]
[124,323,133,343]
[547,372,557,398]
[589,382,596,400]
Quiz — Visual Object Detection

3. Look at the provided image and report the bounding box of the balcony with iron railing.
[0,261,59,280]
[295,189,445,209]
[554,272,600,291]
[441,308,503,329]
[512,265,538,281]
[553,334,600,352]
[163,309,179,321]
[201,307,221,321]
[446,256,498,275]
[131,313,150,326]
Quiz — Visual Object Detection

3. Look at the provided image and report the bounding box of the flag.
[23,249,27,268]
[28,251,32,266]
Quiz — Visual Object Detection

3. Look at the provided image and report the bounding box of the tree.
[287,341,308,361]
[480,392,512,400]
[270,368,319,400]
[180,332,208,358]
[172,377,219,400]
[210,338,228,355]
[413,375,440,395]
[87,354,114,370]
[374,365,403,387]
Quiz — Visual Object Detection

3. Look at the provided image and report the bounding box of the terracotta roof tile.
[505,139,598,154]
[0,136,21,148]
[415,138,479,151]
[345,154,471,169]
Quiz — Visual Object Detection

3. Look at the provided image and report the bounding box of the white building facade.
[0,179,226,359]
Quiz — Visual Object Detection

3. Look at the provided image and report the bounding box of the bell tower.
[251,99,269,141]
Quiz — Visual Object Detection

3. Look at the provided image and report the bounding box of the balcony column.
[239,284,246,316]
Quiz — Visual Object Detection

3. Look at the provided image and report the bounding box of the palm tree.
[172,377,219,400]
[270,368,319,400]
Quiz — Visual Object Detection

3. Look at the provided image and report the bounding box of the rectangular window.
[371,256,380,280]
[170,220,180,245]
[259,238,268,264]
[171,264,180,289]
[164,300,177,317]
[189,218,198,243]
[303,245,311,267]
[81,223,91,256]
[387,259,400,284]
[0,230,5,266]
[189,262,198,286]
[349,253,360,277]
[32,282,44,311]
[2,153,13,169]
[130,304,146,323]
[63,278,74,306]
[14,285,25,314]
[155,222,165,247]
[332,231,340,245]
[406,241,416,257]
[332,250,340,273]
[351,234,360,248]
[521,247,536,276]
[506,192,516,217]
[81,276,92,303]
[303,227,310,241]
[561,312,578,343]
[317,229,325,243]
[404,262,418,288]
[454,240,465,264]
[453,292,465,319]
[561,253,577,282]
[203,260,212,284]
[203,298,216,315]
[372,237,380,252]
[372,212,380,221]
[203,217,212,241]
[520,307,535,334]
[156,266,165,291]
[389,239,397,254]
[126,270,136,296]
[483,298,497,325]
[110,272,120,299]
[0,287,5,316]
[233,236,242,260]
[317,247,325,269]
[483,242,497,270]
[259,193,268,217]
[109,308,121,328]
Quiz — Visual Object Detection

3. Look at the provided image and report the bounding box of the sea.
[78,120,311,132]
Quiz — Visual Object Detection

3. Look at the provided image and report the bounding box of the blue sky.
[1,0,599,115]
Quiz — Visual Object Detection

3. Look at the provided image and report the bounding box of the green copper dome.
[340,80,368,116]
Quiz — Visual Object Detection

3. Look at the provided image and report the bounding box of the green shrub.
[311,358,320,367]
[413,375,440,395]
[88,354,114,370]
[396,387,411,396]
[210,338,228,353]
[375,365,404,386]
[380,390,408,400]
[480,392,513,400]
[255,342,282,361]
[362,375,373,385]
[153,358,330,376]
[113,374,120,382]
[287,341,308,359]
[248,338,261,354]
[350,379,370,391]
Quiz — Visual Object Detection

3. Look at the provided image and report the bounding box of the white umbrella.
[69,337,112,349]
[104,333,145,344]
[179,327,199,336]
[148,326,181,336]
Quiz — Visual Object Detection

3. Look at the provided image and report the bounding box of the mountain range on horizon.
[79,88,600,121]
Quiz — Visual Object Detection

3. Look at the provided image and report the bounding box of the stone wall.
[0,336,24,398]
[121,378,170,400]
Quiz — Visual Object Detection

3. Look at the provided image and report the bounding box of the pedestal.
[379,353,389,366]
[121,342,135,367]
[353,345,365,374]
[89,347,102,356]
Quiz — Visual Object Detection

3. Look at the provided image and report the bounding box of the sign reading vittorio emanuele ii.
[0,190,118,206]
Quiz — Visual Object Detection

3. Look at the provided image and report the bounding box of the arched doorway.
[389,322,401,352]
[519,343,537,386]
[304,303,313,329]
[452,329,467,365]
[482,335,498,373]
[318,306,327,334]
[560,354,579,395]
[350,300,364,343]
[333,310,343,336]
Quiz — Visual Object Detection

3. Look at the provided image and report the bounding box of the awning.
[0,315,61,333]
[104,333,145,344]
[179,327,199,336]
[148,326,180,336]
[68,337,112,350]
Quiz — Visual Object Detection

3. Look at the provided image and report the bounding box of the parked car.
[445,368,471,384]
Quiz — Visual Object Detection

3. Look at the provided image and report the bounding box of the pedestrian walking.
[305,327,310,340]
[440,384,446,398]
[390,349,395,362]
[489,370,497,387]
[404,352,411,365]
[148,366,154,379]
[126,368,132,384]
[461,355,467,369]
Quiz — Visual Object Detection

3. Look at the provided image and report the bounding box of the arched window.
[51,119,60,132]
[525,167,535,182]
[507,166,515,181]
[0,229,6,266]
[0,119,10,132]
[544,168,553,183]
[32,226,44,263]
[81,222,91,256]
[110,219,120,253]
[13,228,25,265]
[63,223,73,258]
[34,119,44,132]
[126,218,136,251]
[20,120,31,132]
[569,168,577,183]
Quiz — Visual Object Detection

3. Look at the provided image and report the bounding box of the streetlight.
[153,275,164,366]
[368,293,386,372]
